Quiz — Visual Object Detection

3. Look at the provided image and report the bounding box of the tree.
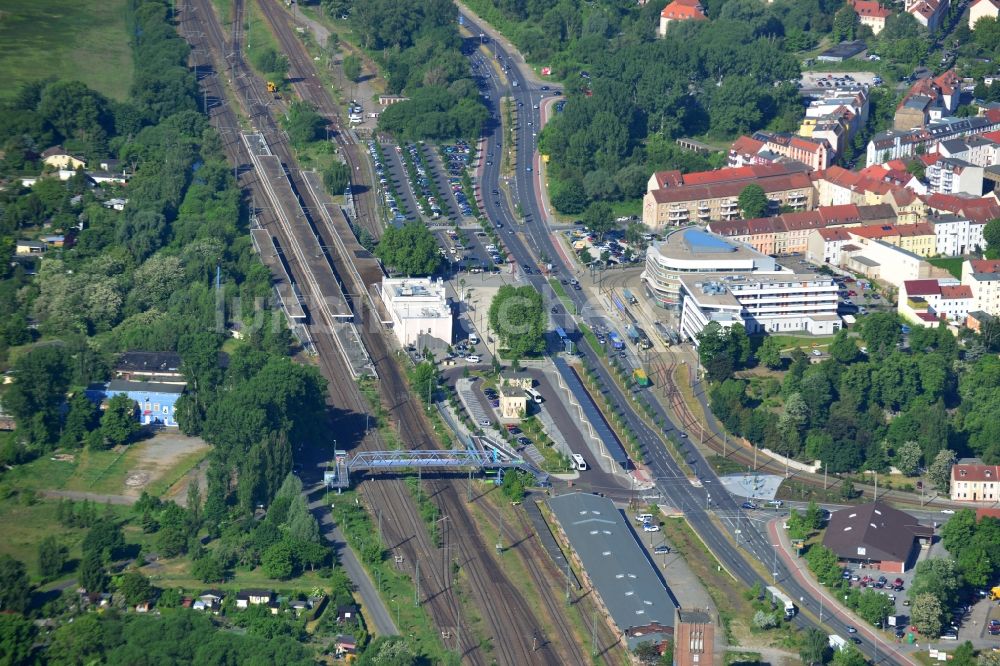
[738,184,769,220]
[804,500,823,530]
[832,4,858,41]
[799,628,828,665]
[356,636,418,666]
[61,392,99,447]
[581,201,616,241]
[983,218,1000,259]
[284,101,326,146]
[488,285,546,359]
[910,592,945,637]
[192,554,226,583]
[856,588,895,627]
[375,221,442,276]
[894,440,922,476]
[100,394,139,447]
[910,558,961,609]
[323,162,350,195]
[752,609,778,629]
[262,541,296,580]
[117,571,153,605]
[861,312,901,360]
[831,643,868,666]
[634,641,663,665]
[828,330,858,364]
[0,614,37,666]
[157,502,192,557]
[79,548,108,594]
[0,556,30,613]
[758,337,783,369]
[3,343,70,446]
[38,535,68,578]
[342,55,362,83]
[928,449,957,490]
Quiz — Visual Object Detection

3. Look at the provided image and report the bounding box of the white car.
[643,523,660,532]
[811,349,822,357]
[466,355,481,363]
[940,509,955,514]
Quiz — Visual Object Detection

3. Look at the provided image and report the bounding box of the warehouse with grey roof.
[546,493,678,649]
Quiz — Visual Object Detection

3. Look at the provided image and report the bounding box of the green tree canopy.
[0,555,30,613]
[488,285,546,360]
[738,184,769,219]
[100,394,139,448]
[375,222,442,276]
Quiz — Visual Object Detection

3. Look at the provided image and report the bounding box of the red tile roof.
[970,259,1000,273]
[976,508,1000,520]
[904,279,944,296]
[953,464,1000,482]
[818,227,853,241]
[661,0,708,20]
[818,204,862,225]
[730,136,765,156]
[852,0,892,17]
[941,285,973,299]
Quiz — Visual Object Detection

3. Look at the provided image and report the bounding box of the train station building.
[380,277,453,349]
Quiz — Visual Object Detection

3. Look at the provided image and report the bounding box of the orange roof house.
[658,0,707,36]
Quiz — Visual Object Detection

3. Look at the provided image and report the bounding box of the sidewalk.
[768,519,919,665]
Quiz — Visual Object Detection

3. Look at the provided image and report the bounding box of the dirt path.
[41,490,135,505]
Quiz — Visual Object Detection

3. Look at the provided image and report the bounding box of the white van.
[468,333,479,345]
[635,513,653,524]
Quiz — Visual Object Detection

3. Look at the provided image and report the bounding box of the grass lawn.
[756,333,833,352]
[0,0,133,101]
[928,256,963,279]
[0,499,87,580]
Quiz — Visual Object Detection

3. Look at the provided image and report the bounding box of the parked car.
[643,522,660,532]
[653,545,671,554]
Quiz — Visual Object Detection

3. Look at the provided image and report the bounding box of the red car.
[848,290,857,296]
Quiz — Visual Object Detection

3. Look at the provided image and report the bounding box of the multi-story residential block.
[657,0,707,35]
[641,228,789,309]
[806,227,855,265]
[708,204,895,256]
[894,71,960,130]
[926,156,985,195]
[751,131,833,171]
[679,272,841,341]
[851,0,891,33]
[969,0,1000,28]
[642,163,813,229]
[929,213,985,256]
[936,134,1000,167]
[962,259,1000,316]
[898,278,973,325]
[850,222,937,256]
[866,112,1000,166]
[951,463,1000,502]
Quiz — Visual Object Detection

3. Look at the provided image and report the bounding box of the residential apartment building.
[679,272,841,342]
[866,112,1000,166]
[851,0,891,33]
[905,0,949,30]
[658,0,707,35]
[962,259,1000,316]
[937,134,1000,167]
[850,222,937,256]
[929,214,986,256]
[752,131,833,171]
[806,227,855,265]
[641,228,788,309]
[969,0,1000,28]
[898,278,973,325]
[642,163,814,229]
[380,277,453,348]
[926,156,984,195]
[708,204,894,256]
[894,71,960,130]
[950,463,1000,502]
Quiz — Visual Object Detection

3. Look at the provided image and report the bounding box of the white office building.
[679,274,841,342]
[380,277,453,348]
[641,228,789,309]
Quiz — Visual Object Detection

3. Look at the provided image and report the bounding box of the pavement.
[307,481,398,636]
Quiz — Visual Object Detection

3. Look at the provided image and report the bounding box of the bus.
[608,331,624,350]
[571,453,588,471]
[525,387,543,403]
[555,326,574,353]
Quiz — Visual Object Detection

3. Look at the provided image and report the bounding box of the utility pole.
[591,608,597,657]
[414,560,420,606]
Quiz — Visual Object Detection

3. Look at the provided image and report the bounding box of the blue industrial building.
[87,380,184,428]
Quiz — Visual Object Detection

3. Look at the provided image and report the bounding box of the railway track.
[182,1,580,661]
[472,493,627,665]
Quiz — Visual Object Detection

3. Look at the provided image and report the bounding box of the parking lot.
[799,71,883,92]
